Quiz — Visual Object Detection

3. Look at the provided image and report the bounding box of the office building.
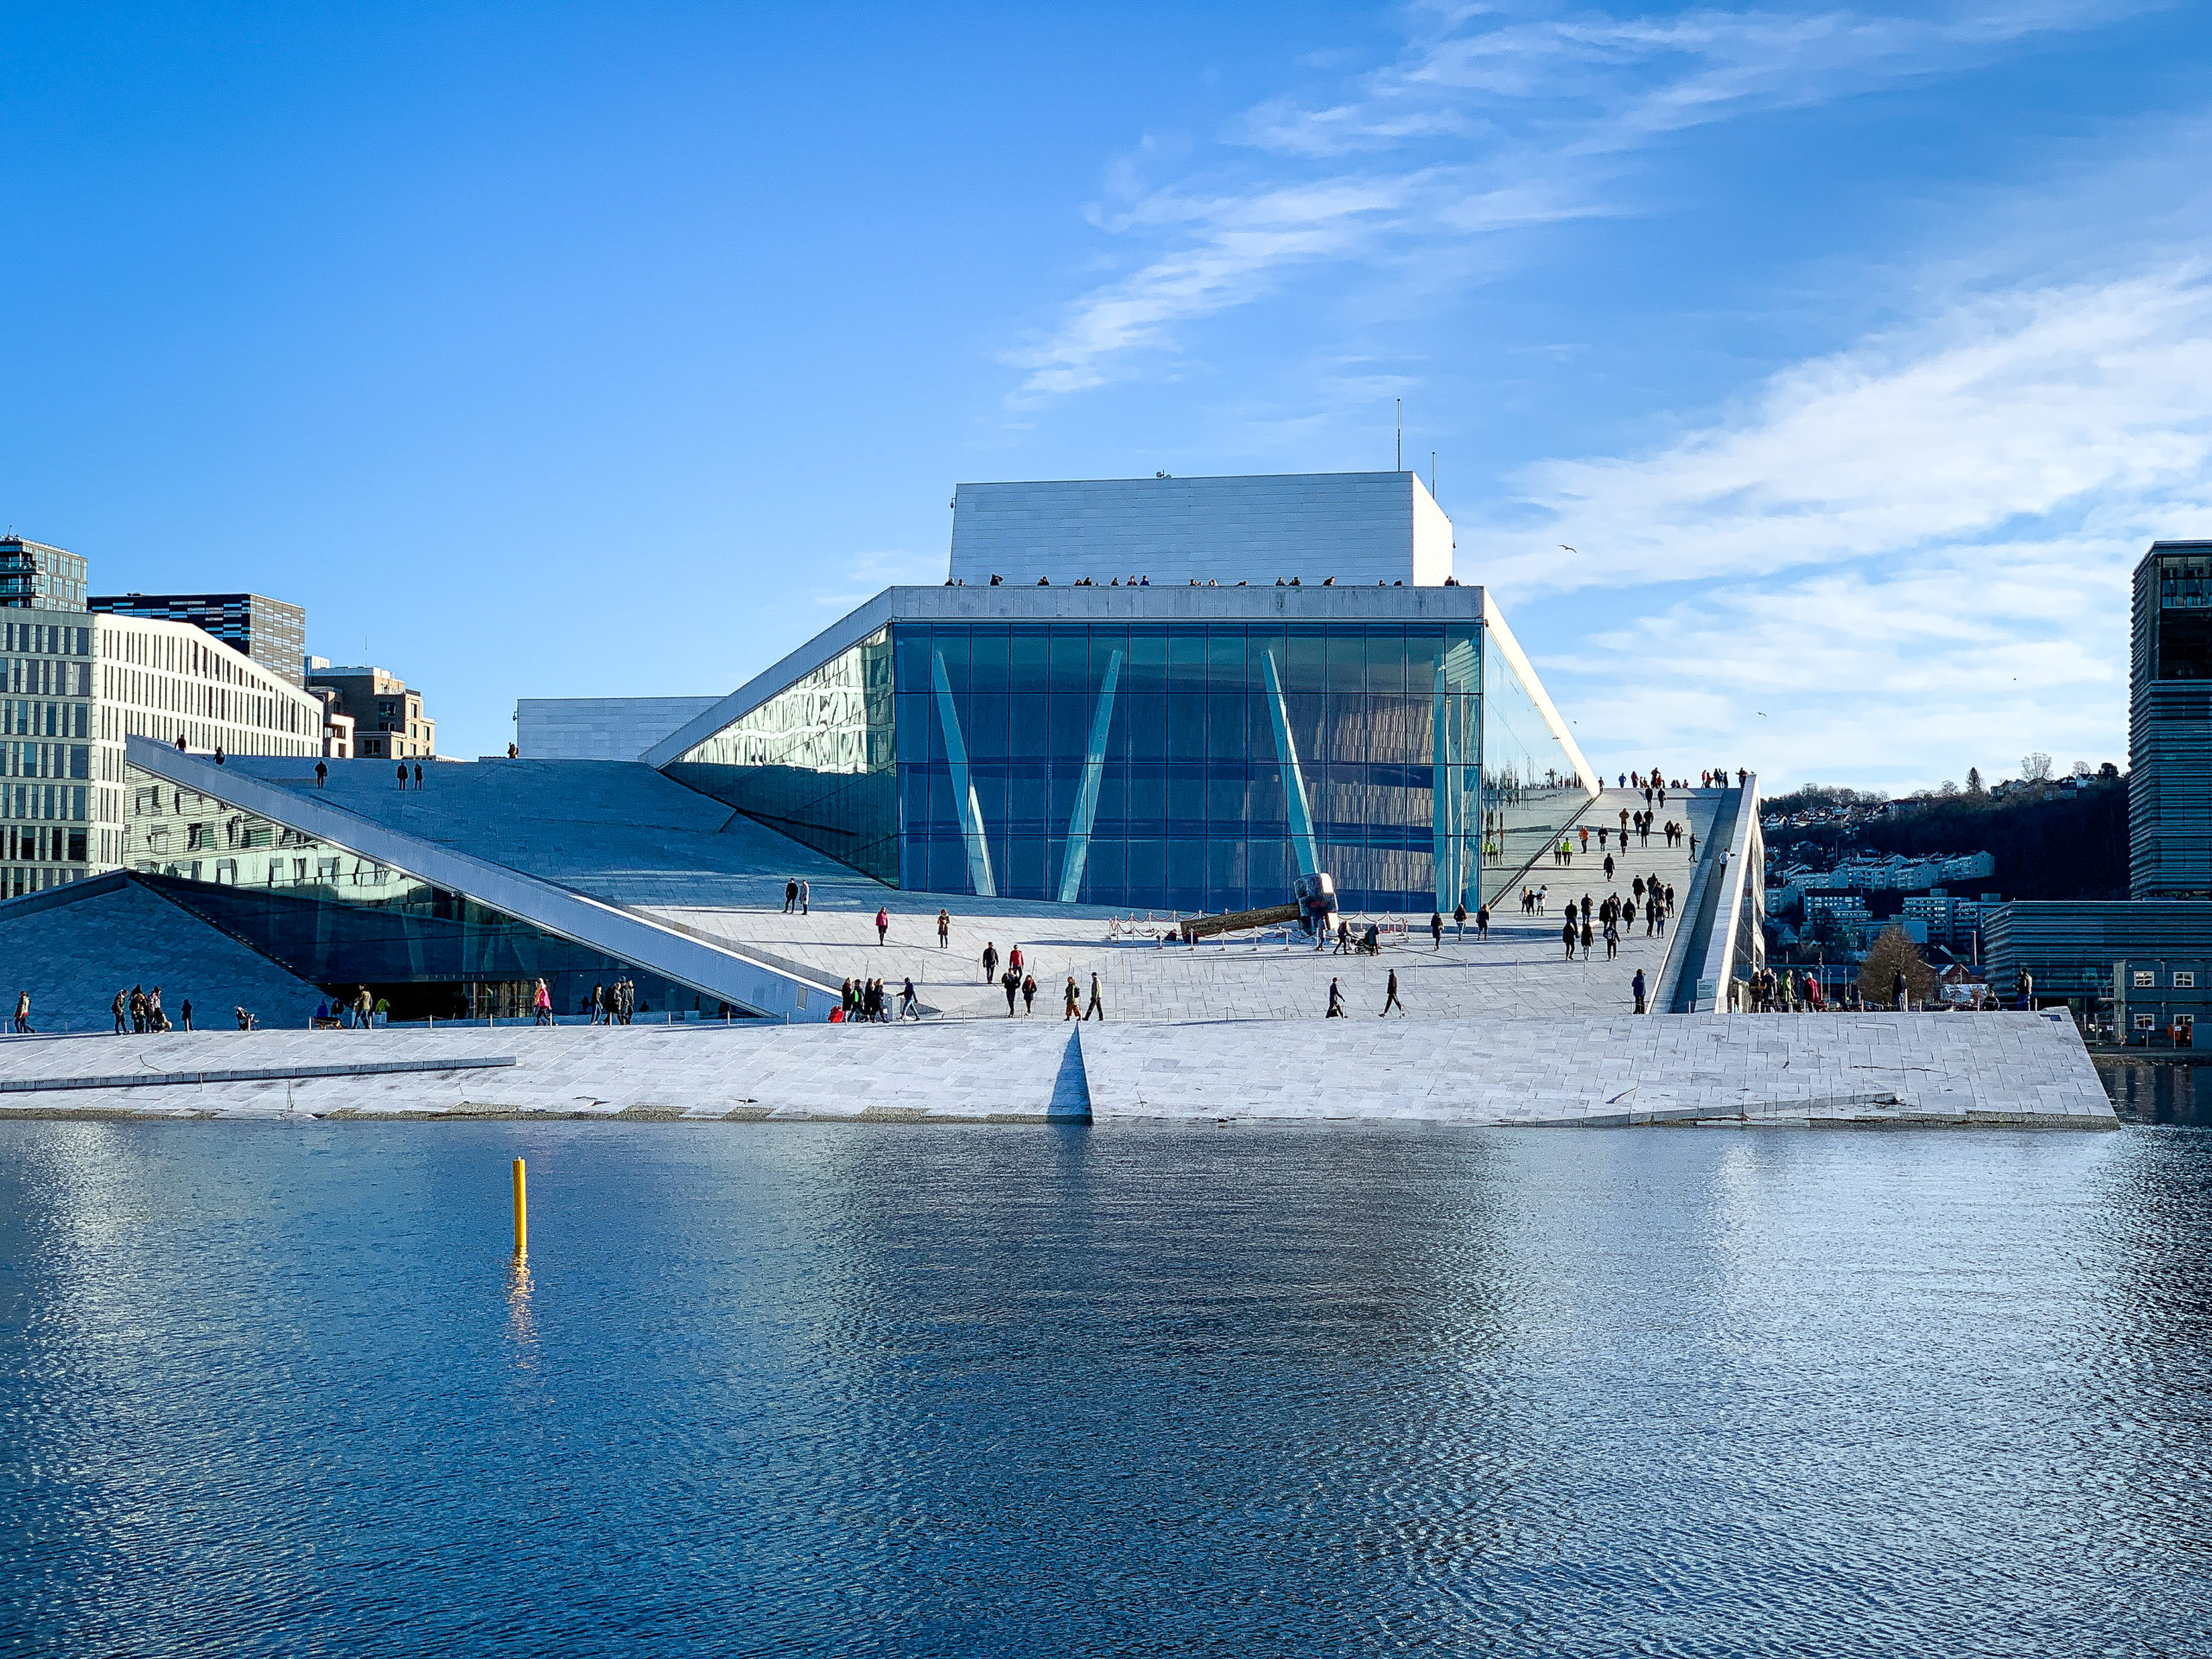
[91,593,308,689]
[0,535,90,610]
[308,664,435,760]
[2131,540,2212,897]
[0,537,323,896]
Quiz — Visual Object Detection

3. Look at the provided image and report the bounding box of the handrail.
[1693,771,1760,1008]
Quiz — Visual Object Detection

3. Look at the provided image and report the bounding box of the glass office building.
[663,588,1596,914]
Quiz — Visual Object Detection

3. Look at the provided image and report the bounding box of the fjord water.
[1,1122,2203,1656]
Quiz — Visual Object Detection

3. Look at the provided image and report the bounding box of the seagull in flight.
[1560,544,1577,554]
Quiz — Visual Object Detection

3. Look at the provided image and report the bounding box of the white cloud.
[1486,266,2212,593]
[1011,1,2123,399]
[1497,264,2212,789]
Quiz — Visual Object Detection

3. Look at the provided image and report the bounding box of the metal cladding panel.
[1984,899,2212,996]
[518,696,721,761]
[949,472,1454,588]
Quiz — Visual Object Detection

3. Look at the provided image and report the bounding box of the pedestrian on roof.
[785,880,798,913]
[1381,969,1404,1016]
[937,908,950,948]
[876,906,889,944]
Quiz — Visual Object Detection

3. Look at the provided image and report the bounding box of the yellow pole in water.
[512,1157,528,1258]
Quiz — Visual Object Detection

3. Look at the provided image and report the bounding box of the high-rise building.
[2130,540,2212,898]
[0,536,89,609]
[89,593,308,689]
[308,665,435,761]
[0,537,323,896]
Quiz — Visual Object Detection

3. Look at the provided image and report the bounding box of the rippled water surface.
[3,1122,2208,1656]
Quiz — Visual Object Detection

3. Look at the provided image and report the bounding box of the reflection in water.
[505,1255,536,1363]
[0,1122,2205,1656]
[2101,1058,2212,1125]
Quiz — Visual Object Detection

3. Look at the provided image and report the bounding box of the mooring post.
[512,1158,528,1258]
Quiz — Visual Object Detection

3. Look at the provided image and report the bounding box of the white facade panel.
[949,471,1455,588]
[518,696,721,761]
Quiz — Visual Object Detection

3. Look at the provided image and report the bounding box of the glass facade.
[2154,550,2212,680]
[123,766,733,1019]
[667,612,1592,915]
[662,631,898,880]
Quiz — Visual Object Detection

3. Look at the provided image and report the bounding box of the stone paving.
[226,759,1719,1027]
[0,1009,2115,1128]
[651,786,1723,1025]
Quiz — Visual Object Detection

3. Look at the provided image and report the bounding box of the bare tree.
[1859,925,1938,1008]
[2070,760,2093,779]
[2020,751,2053,782]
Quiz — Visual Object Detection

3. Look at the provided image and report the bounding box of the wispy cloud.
[1490,265,2212,593]
[1009,2,2120,399]
[1503,260,2212,787]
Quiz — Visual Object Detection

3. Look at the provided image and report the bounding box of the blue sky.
[3,1,2207,787]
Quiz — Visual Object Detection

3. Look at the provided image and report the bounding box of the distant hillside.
[1764,777,2129,901]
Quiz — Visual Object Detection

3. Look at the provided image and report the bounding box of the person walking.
[532,978,552,1027]
[396,762,407,790]
[1430,910,1444,950]
[798,880,810,915]
[590,982,605,1024]
[937,908,950,948]
[1892,968,1909,1012]
[1008,944,1024,979]
[784,880,798,913]
[1001,969,1020,1016]
[900,976,919,1020]
[1454,901,1467,942]
[875,906,890,945]
[1580,918,1593,960]
[1063,976,1081,1020]
[111,988,128,1033]
[1381,969,1405,1016]
[356,988,374,1029]
[982,942,999,983]
[315,760,327,788]
[1084,973,1105,1021]
[12,991,30,1034]
[1604,921,1618,961]
[1561,918,1577,960]
[1334,919,1351,955]
[1632,968,1648,1014]
[1326,977,1346,1017]
[1475,905,1489,941]
[1021,974,1038,1015]
[1603,853,1615,883]
[179,997,193,1033]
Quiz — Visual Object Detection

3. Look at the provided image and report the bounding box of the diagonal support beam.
[931,650,996,899]
[1262,651,1321,879]
[1057,649,1122,905]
